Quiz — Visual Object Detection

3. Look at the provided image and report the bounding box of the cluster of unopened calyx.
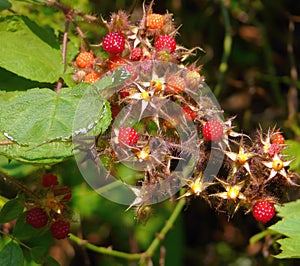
[72,4,200,85]
[25,173,71,239]
[71,4,299,224]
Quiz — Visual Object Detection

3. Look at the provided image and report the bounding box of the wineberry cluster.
[25,173,71,239]
[71,2,299,224]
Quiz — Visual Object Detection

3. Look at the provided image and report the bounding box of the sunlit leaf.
[0,16,62,82]
[268,200,300,259]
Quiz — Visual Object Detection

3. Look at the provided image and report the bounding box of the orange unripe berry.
[84,71,100,84]
[146,14,164,30]
[76,52,95,68]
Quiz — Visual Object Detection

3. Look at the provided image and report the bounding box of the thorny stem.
[68,15,91,50]
[214,0,232,97]
[46,0,99,24]
[69,197,186,263]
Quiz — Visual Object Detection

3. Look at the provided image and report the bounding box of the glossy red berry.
[155,35,176,53]
[26,207,48,228]
[102,32,125,55]
[272,133,285,145]
[118,127,139,146]
[252,200,275,223]
[202,120,223,141]
[42,173,58,187]
[50,220,70,239]
[75,51,95,68]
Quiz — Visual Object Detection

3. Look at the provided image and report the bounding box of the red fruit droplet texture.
[272,133,285,145]
[118,127,139,146]
[252,200,275,224]
[155,35,176,54]
[50,220,70,240]
[182,105,196,121]
[102,32,125,55]
[107,56,127,70]
[166,76,186,94]
[42,173,58,187]
[202,120,223,141]
[129,47,143,61]
[268,143,281,157]
[26,207,48,228]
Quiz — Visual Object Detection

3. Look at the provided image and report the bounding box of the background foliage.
[0,0,300,265]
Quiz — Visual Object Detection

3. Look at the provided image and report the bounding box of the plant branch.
[214,0,232,97]
[69,197,186,263]
[62,19,70,73]
[69,234,143,260]
[0,172,40,202]
[144,197,186,258]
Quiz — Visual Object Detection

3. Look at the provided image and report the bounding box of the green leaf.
[0,241,24,266]
[0,137,74,164]
[275,199,300,218]
[30,246,47,264]
[0,198,23,224]
[45,256,60,266]
[0,84,108,146]
[0,69,130,164]
[0,0,11,11]
[268,200,300,259]
[0,155,40,178]
[0,15,63,83]
[275,238,300,259]
[282,140,300,171]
